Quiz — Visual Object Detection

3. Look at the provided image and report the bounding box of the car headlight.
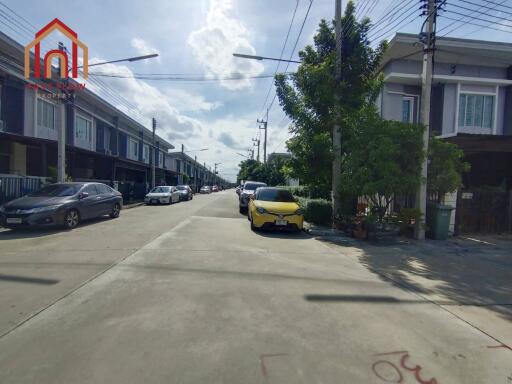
[295,208,304,215]
[24,205,63,214]
[256,207,266,214]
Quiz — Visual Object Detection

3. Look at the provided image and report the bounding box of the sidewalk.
[307,223,512,348]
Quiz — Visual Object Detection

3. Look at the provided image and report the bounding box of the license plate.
[6,217,22,224]
[275,219,287,226]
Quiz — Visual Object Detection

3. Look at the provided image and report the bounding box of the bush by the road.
[297,197,332,226]
[276,185,330,199]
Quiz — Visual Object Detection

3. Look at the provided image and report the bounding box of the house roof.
[381,33,512,69]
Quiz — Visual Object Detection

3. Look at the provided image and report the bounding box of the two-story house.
[379,33,512,234]
[0,30,176,200]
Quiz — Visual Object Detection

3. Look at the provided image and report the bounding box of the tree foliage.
[342,109,425,217]
[237,156,288,186]
[428,138,470,203]
[274,1,386,193]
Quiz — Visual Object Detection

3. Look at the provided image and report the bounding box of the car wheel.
[110,203,121,218]
[239,206,246,214]
[64,209,80,229]
[250,217,257,231]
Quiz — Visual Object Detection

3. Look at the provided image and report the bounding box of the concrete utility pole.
[332,0,343,221]
[257,109,268,163]
[252,137,260,162]
[57,42,66,183]
[151,118,156,188]
[416,0,436,240]
[181,143,185,185]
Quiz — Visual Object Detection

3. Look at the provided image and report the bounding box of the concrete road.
[0,191,510,383]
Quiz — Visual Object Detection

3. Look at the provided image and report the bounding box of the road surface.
[0,191,510,383]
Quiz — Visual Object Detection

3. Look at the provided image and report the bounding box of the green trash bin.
[426,203,454,240]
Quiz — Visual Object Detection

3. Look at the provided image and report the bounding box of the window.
[76,115,92,141]
[104,129,111,150]
[143,144,150,163]
[96,184,113,194]
[37,98,55,129]
[82,184,98,196]
[159,152,164,167]
[402,97,414,123]
[129,138,139,159]
[458,94,494,129]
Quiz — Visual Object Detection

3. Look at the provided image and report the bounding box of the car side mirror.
[79,192,89,199]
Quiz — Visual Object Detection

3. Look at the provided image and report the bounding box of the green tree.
[274,1,386,194]
[428,138,470,203]
[342,110,425,219]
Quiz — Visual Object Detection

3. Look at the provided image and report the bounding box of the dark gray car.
[0,182,123,230]
[176,185,193,201]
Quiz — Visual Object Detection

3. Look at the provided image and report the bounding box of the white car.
[145,186,180,205]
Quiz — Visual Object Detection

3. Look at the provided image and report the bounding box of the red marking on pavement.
[372,350,439,384]
[259,353,288,379]
[487,344,512,351]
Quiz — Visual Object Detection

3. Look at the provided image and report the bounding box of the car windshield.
[176,186,187,190]
[256,189,295,202]
[244,183,266,190]
[29,184,81,197]
[150,187,170,193]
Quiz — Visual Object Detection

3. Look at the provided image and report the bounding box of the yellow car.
[248,187,304,231]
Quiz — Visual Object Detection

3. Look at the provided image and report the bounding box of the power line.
[481,0,512,10]
[89,73,289,81]
[450,2,512,23]
[444,9,512,29]
[258,0,300,118]
[368,5,419,42]
[267,0,314,115]
[440,14,512,34]
[463,0,511,36]
[455,0,512,16]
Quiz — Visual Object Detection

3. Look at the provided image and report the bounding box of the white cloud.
[163,88,222,113]
[85,58,203,141]
[130,37,161,60]
[187,0,264,90]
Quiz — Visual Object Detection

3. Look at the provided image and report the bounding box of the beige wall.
[10,142,26,175]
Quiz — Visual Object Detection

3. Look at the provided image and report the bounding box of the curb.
[123,202,145,210]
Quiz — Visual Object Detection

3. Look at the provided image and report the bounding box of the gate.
[456,189,512,233]
[0,174,45,204]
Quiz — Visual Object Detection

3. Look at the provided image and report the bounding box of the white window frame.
[75,114,93,142]
[458,92,495,131]
[128,137,139,160]
[401,97,415,123]
[158,151,164,168]
[37,97,56,130]
[142,144,150,164]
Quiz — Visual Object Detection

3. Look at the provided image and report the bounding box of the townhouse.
[1,30,229,203]
[379,33,512,233]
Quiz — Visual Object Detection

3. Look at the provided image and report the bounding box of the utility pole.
[181,143,185,185]
[57,42,66,182]
[252,137,260,162]
[416,0,436,240]
[332,0,343,221]
[257,109,268,163]
[214,163,221,185]
[194,155,197,192]
[151,118,156,188]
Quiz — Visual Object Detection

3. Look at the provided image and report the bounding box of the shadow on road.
[0,216,116,240]
[317,235,512,322]
[0,273,59,285]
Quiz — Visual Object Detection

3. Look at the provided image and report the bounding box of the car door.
[171,187,179,203]
[96,183,115,214]
[78,184,101,219]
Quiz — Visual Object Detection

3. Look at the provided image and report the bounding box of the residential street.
[0,191,510,384]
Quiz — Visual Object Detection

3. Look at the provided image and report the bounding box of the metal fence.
[0,174,46,204]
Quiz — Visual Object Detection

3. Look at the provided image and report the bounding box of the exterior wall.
[441,84,457,135]
[380,83,420,122]
[504,86,512,136]
[9,142,26,175]
[23,87,36,137]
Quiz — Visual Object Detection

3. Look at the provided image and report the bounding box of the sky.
[1,0,511,182]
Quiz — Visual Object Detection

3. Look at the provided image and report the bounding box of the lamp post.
[180,146,208,191]
[58,51,159,183]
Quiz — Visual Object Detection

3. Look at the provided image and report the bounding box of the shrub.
[297,197,332,226]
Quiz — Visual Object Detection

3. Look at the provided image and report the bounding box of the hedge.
[276,185,331,199]
[297,197,332,226]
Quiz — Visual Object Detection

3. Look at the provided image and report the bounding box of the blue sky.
[2,0,511,181]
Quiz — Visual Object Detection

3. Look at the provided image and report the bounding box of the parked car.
[144,186,180,205]
[200,186,211,194]
[248,187,303,231]
[239,181,267,213]
[236,185,243,196]
[0,182,122,230]
[212,185,219,192]
[176,185,193,201]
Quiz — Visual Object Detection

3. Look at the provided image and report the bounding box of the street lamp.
[232,53,301,64]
